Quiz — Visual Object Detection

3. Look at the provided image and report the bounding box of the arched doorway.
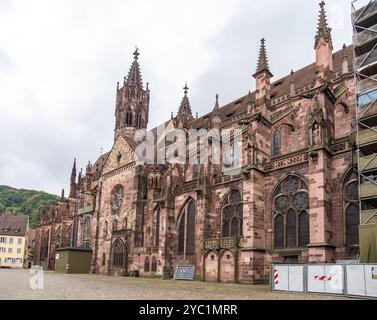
[110,238,127,276]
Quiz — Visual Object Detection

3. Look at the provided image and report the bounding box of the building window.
[155,207,161,246]
[273,175,309,249]
[344,170,359,247]
[8,248,12,253]
[272,130,281,156]
[18,238,22,245]
[177,200,196,256]
[0,247,5,253]
[82,218,91,248]
[112,239,124,268]
[151,256,157,272]
[0,237,7,244]
[126,109,133,126]
[274,215,284,248]
[144,256,150,272]
[17,248,21,254]
[298,211,310,247]
[193,157,200,178]
[110,185,124,215]
[9,238,13,245]
[222,190,243,237]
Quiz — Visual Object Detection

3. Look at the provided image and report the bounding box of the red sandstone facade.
[35,2,360,283]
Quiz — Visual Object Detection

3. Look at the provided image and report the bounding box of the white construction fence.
[272,263,377,299]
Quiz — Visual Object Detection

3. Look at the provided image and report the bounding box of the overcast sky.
[0,0,353,195]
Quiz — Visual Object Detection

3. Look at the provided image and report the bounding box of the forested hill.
[0,185,59,228]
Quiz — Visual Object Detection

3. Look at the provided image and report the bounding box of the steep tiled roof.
[0,213,28,237]
[92,152,110,174]
[189,45,353,129]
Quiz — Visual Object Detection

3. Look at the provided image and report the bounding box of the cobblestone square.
[0,269,348,300]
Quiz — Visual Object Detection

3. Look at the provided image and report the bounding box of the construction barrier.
[346,264,377,298]
[272,264,305,293]
[307,264,344,295]
[272,263,377,299]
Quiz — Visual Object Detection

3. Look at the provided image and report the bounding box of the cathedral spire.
[176,83,194,127]
[125,47,143,88]
[314,1,332,49]
[254,38,273,78]
[211,94,222,129]
[69,158,77,198]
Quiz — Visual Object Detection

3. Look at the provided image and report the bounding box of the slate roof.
[0,212,28,237]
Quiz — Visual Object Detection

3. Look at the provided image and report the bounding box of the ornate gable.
[102,135,136,175]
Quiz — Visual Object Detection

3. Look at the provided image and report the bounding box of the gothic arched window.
[144,256,150,272]
[274,215,284,248]
[151,256,157,272]
[273,175,309,249]
[83,217,91,248]
[344,170,359,247]
[111,185,124,215]
[112,239,124,268]
[155,207,161,246]
[272,130,281,157]
[177,200,196,256]
[137,113,143,129]
[126,109,133,126]
[222,190,243,237]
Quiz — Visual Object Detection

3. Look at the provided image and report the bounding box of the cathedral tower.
[114,48,150,141]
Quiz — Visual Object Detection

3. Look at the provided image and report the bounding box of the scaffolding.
[352,0,377,262]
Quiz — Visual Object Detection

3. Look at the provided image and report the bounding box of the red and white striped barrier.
[273,269,279,285]
[315,275,332,281]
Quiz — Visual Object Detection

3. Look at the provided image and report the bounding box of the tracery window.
[82,217,91,248]
[144,256,150,272]
[126,109,133,126]
[177,200,196,256]
[344,170,359,247]
[151,256,157,272]
[155,207,161,246]
[112,239,124,268]
[111,185,124,215]
[273,175,309,249]
[272,130,281,157]
[222,190,243,237]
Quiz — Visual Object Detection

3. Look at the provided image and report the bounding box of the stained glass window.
[286,209,297,248]
[274,215,284,248]
[177,200,196,256]
[178,216,185,255]
[299,211,310,247]
[151,256,157,272]
[273,175,309,249]
[222,190,243,237]
[272,131,281,156]
[155,207,160,247]
[144,256,150,272]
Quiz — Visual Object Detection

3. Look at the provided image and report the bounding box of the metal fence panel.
[272,264,305,293]
[324,265,344,295]
[346,264,367,297]
[364,265,377,297]
[288,265,305,292]
[307,265,325,294]
[272,264,289,291]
